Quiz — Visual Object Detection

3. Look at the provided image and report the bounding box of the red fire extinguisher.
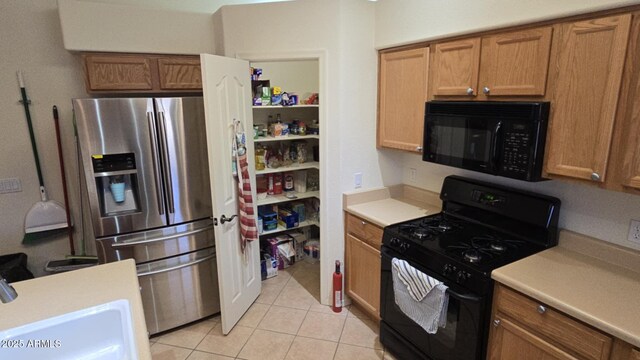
[333,260,343,313]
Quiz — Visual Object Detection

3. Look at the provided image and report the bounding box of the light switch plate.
[628,219,640,243]
[0,178,22,194]
[354,172,362,189]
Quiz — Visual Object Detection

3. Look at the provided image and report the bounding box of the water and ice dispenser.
[92,153,141,216]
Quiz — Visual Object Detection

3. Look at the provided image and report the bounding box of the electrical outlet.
[354,172,363,189]
[628,219,640,243]
[409,168,417,183]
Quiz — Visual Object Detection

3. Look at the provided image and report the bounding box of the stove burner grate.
[447,235,523,264]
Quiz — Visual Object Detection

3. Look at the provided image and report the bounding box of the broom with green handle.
[18,71,69,243]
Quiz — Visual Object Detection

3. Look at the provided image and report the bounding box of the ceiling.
[77,0,291,14]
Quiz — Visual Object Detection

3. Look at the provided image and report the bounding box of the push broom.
[18,71,68,243]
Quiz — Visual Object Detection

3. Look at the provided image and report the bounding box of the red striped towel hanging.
[234,121,258,253]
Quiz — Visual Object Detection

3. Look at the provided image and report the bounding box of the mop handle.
[17,71,45,189]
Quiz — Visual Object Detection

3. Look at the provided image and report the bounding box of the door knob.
[466,87,474,95]
[220,214,238,224]
[483,87,490,95]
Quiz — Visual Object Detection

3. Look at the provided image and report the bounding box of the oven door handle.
[446,288,483,303]
[490,120,503,172]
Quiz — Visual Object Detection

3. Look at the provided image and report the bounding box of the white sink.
[0,299,138,360]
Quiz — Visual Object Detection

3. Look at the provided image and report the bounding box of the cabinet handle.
[483,86,490,95]
[493,319,501,327]
[466,87,474,95]
[416,146,423,152]
[537,305,547,314]
[591,172,601,181]
[361,221,366,225]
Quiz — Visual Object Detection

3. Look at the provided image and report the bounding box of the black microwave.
[423,101,550,181]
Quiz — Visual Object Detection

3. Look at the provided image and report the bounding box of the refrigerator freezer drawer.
[96,218,215,263]
[137,246,220,335]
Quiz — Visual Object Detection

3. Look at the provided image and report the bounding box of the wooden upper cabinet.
[82,53,202,93]
[431,38,481,96]
[606,13,640,194]
[480,27,553,96]
[158,57,202,90]
[431,27,552,99]
[544,14,632,183]
[84,54,153,91]
[378,47,430,152]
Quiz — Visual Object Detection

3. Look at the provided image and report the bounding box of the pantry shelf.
[253,104,319,109]
[257,191,320,206]
[260,219,320,237]
[254,134,320,143]
[256,161,319,175]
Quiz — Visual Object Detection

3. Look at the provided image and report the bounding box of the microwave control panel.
[501,123,532,177]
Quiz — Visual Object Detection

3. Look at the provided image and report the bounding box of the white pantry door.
[201,54,261,334]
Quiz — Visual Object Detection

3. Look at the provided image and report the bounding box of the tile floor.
[149,260,397,360]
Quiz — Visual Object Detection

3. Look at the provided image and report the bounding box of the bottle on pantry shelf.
[255,146,266,170]
[273,173,283,194]
[267,173,275,195]
[283,171,294,192]
[299,121,306,136]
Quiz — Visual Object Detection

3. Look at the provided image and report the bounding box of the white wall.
[0,0,87,276]
[374,0,640,48]
[57,0,216,54]
[251,60,319,98]
[374,0,640,251]
[218,0,400,304]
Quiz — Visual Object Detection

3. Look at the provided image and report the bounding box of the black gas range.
[380,176,560,360]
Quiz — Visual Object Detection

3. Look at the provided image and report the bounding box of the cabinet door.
[545,15,631,182]
[84,54,153,91]
[158,56,202,90]
[606,13,640,193]
[378,47,429,152]
[488,317,576,360]
[480,27,553,96]
[345,234,381,318]
[431,38,481,96]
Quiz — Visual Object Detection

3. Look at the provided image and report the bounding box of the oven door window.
[380,247,486,360]
[424,115,498,174]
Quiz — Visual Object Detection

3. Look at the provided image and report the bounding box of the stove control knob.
[456,270,471,283]
[443,264,456,276]
[389,237,401,247]
[399,241,410,252]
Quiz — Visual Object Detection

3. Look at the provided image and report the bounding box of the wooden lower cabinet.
[488,284,615,360]
[344,212,382,320]
[489,317,575,360]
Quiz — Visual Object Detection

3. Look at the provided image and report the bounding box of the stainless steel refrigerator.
[73,97,220,335]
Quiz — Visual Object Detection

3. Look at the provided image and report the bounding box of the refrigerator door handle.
[158,111,175,214]
[137,251,216,277]
[111,225,212,248]
[147,112,165,216]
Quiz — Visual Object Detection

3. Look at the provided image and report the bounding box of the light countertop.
[492,230,640,347]
[343,184,442,227]
[0,259,151,359]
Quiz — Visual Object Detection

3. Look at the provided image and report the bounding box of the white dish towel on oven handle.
[392,257,449,334]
